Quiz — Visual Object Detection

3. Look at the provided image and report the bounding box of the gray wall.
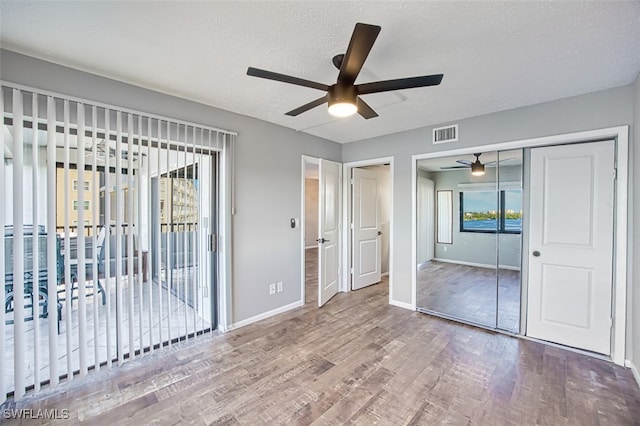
[428,166,521,268]
[632,72,640,372]
[0,49,342,324]
[342,84,635,319]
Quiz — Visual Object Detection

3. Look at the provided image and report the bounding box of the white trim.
[411,125,629,366]
[305,245,317,250]
[382,272,389,277]
[624,360,640,389]
[389,299,414,311]
[342,157,395,305]
[432,258,521,271]
[226,300,303,331]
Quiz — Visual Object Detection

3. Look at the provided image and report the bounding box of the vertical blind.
[1,83,235,401]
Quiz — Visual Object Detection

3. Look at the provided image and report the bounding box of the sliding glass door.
[416,150,523,332]
[1,85,225,400]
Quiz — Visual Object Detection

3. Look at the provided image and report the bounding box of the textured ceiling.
[1,1,639,144]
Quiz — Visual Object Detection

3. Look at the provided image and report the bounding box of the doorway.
[342,158,393,299]
[302,157,319,306]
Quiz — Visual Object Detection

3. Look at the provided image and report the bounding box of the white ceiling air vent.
[433,124,458,144]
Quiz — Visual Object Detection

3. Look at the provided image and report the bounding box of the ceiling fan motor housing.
[328,84,357,107]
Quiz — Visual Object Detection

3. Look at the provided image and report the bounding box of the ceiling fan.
[441,153,515,176]
[246,23,444,119]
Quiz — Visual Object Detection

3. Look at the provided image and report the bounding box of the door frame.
[342,157,394,300]
[411,125,628,365]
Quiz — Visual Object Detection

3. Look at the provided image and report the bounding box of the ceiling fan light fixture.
[328,100,357,117]
[327,85,358,117]
[471,161,485,176]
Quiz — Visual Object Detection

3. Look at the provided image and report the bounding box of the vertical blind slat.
[46,96,59,387]
[126,114,135,360]
[146,117,154,354]
[182,125,188,339]
[165,121,172,348]
[12,89,26,399]
[156,119,163,348]
[104,107,113,369]
[136,115,144,355]
[31,92,41,392]
[77,102,88,376]
[63,99,73,381]
[91,105,100,372]
[0,88,6,403]
[115,111,124,365]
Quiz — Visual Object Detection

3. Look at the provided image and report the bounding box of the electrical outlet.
[443,246,448,252]
[277,281,283,293]
[269,283,276,295]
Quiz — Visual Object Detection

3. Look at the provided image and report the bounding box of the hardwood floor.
[3,257,640,425]
[417,261,521,332]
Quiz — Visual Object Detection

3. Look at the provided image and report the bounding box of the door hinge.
[350,267,354,275]
[209,234,217,252]
[350,222,354,229]
[613,168,617,180]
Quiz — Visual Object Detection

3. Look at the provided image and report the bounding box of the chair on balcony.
[4,225,63,333]
[64,225,142,306]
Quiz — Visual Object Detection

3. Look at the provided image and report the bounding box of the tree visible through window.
[460,190,522,233]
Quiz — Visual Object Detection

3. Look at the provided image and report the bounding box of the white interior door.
[352,168,381,290]
[318,159,341,307]
[526,140,615,354]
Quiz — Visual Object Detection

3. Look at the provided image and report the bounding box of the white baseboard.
[625,360,640,389]
[227,300,303,331]
[433,257,521,271]
[389,299,415,311]
[382,272,389,277]
[305,245,317,250]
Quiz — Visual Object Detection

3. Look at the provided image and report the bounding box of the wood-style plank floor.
[417,260,521,332]
[3,251,640,425]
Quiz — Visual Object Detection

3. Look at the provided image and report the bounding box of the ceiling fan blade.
[337,23,381,85]
[285,95,328,116]
[456,160,472,166]
[357,74,443,95]
[357,97,378,119]
[441,165,470,170]
[247,67,329,91]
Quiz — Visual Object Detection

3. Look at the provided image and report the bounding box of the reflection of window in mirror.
[436,190,453,244]
[459,189,522,233]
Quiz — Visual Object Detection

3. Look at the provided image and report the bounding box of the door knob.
[316,238,329,244]
[377,231,382,236]
[532,250,541,257]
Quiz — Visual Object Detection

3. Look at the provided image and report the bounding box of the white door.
[417,176,435,263]
[526,140,615,354]
[352,168,381,290]
[318,159,341,307]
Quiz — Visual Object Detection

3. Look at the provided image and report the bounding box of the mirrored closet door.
[416,150,523,332]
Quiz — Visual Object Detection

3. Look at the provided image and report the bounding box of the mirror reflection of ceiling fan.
[441,153,515,176]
